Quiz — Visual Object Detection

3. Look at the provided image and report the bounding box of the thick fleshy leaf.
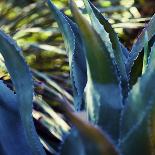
[0,30,46,155]
[120,43,155,155]
[82,0,113,55]
[126,14,155,77]
[70,0,122,143]
[0,81,33,155]
[0,81,17,112]
[0,84,33,155]
[88,0,129,98]
[46,0,87,110]
[120,118,151,155]
[146,44,155,155]
[128,33,155,87]
[147,103,155,155]
[121,43,129,63]
[61,129,85,155]
[61,101,119,155]
[61,128,118,155]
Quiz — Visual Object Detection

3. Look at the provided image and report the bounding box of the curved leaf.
[61,101,119,155]
[61,129,85,155]
[46,0,87,110]
[128,33,155,87]
[70,0,123,143]
[0,81,33,155]
[126,14,155,76]
[146,44,155,155]
[82,0,113,55]
[120,118,151,155]
[120,43,155,155]
[0,30,46,155]
[0,80,17,112]
[88,0,129,98]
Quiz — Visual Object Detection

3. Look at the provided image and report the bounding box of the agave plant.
[46,0,155,154]
[0,0,155,155]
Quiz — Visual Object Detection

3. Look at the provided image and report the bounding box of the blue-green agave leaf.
[82,0,113,55]
[119,43,155,155]
[46,0,87,111]
[0,81,17,112]
[88,1,129,98]
[120,118,151,155]
[127,33,155,87]
[147,102,155,155]
[70,0,123,143]
[61,128,117,155]
[121,43,129,63]
[0,30,46,155]
[61,129,85,155]
[0,81,33,155]
[145,43,155,155]
[126,14,155,76]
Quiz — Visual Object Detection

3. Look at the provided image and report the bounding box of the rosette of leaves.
[46,0,155,155]
[0,0,155,155]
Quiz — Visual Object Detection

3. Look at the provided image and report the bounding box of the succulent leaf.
[88,1,129,98]
[146,44,155,155]
[46,0,87,110]
[129,34,155,87]
[0,80,17,112]
[120,118,151,155]
[61,129,85,155]
[82,0,113,57]
[120,43,155,155]
[62,102,119,155]
[0,30,46,155]
[126,14,155,77]
[70,0,123,143]
[0,81,33,155]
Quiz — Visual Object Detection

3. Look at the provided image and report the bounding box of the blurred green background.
[0,0,154,154]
